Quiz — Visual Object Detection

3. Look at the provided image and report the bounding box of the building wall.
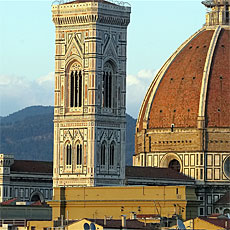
[49,186,198,221]
[27,221,53,230]
[0,205,51,220]
[0,154,52,202]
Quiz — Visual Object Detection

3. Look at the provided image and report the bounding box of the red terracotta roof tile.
[11,160,53,174]
[125,166,194,181]
[148,30,214,128]
[1,198,18,205]
[200,217,230,229]
[85,218,153,229]
[215,191,230,204]
[206,29,230,127]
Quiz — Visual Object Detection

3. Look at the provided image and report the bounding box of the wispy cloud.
[0,69,157,118]
[0,73,54,116]
[126,69,158,119]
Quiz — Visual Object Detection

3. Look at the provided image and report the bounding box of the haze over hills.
[0,106,136,165]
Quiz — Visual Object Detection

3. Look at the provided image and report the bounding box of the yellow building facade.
[170,216,230,230]
[27,185,198,229]
[49,186,198,222]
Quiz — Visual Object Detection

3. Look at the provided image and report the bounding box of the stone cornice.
[53,14,130,26]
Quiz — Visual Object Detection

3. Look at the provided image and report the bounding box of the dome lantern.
[202,0,230,25]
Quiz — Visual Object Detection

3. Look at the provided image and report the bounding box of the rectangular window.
[15,188,18,197]
[190,155,195,166]
[207,154,212,166]
[147,155,152,167]
[190,168,195,178]
[153,156,158,167]
[213,195,219,202]
[199,207,204,216]
[184,168,189,176]
[50,189,53,199]
[207,195,212,204]
[214,155,220,166]
[200,154,203,165]
[200,169,203,179]
[207,206,212,215]
[45,189,49,199]
[25,188,29,198]
[10,187,13,198]
[196,169,199,179]
[185,155,189,166]
[20,188,24,198]
[3,187,8,197]
[214,168,220,180]
[141,155,144,166]
[207,169,212,180]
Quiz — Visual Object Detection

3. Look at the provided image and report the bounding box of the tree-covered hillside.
[0,106,136,165]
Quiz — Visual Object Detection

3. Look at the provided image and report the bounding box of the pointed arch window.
[102,62,114,108]
[109,142,115,166]
[66,143,72,166]
[101,141,106,166]
[70,70,82,107]
[76,144,82,166]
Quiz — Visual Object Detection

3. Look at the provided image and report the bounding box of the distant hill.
[0,106,136,165]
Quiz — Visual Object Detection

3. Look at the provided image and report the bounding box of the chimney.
[104,216,107,226]
[130,212,136,220]
[121,215,127,229]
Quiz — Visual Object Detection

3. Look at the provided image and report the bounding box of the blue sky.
[0,0,206,118]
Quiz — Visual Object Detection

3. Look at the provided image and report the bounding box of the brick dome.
[136,16,230,132]
[134,1,230,184]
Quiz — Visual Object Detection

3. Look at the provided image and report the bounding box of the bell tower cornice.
[52,1,131,27]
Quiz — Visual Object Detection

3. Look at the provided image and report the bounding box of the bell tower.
[52,0,130,187]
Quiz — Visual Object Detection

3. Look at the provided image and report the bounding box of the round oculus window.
[168,159,181,172]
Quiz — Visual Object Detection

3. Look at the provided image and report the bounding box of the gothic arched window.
[66,143,72,165]
[101,141,106,166]
[109,142,115,166]
[70,68,83,108]
[76,143,82,166]
[102,62,114,108]
[70,71,74,107]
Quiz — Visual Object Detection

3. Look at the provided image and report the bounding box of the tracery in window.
[102,62,114,108]
[101,141,106,166]
[70,69,82,107]
[66,143,72,165]
[76,143,82,166]
[109,142,115,166]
